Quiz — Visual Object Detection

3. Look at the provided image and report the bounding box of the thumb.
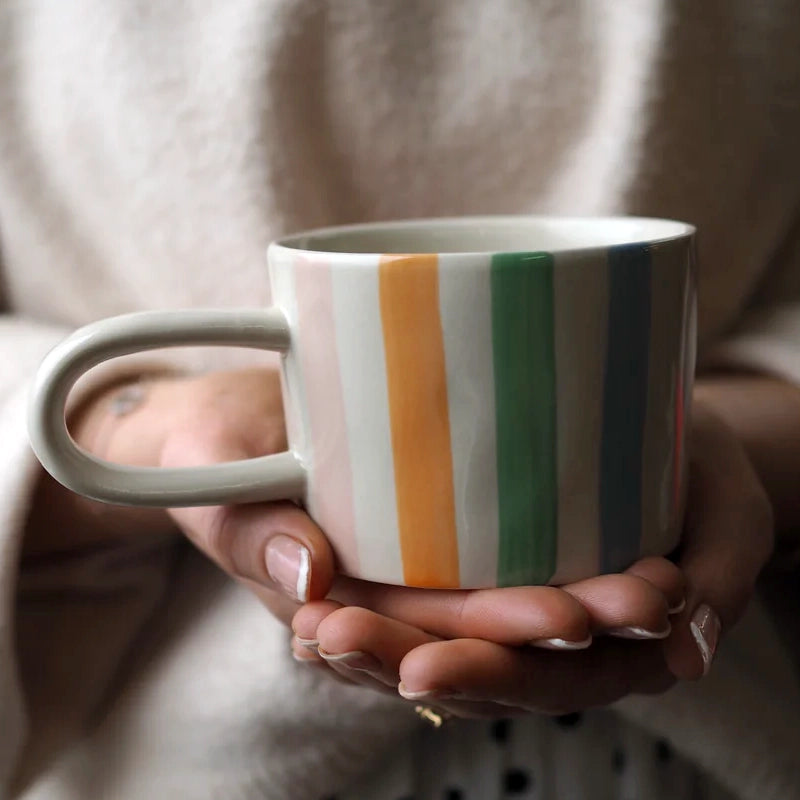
[663,406,774,680]
[163,423,336,604]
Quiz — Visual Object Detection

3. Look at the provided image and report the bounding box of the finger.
[290,635,323,664]
[315,606,440,688]
[330,578,592,650]
[293,601,401,694]
[399,637,667,715]
[623,557,686,614]
[292,600,344,650]
[291,601,395,692]
[298,603,550,715]
[664,405,775,680]
[559,573,672,640]
[289,635,364,688]
[164,428,336,602]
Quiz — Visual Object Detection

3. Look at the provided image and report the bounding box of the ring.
[414,705,452,728]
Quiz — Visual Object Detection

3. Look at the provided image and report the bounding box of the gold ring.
[414,705,452,728]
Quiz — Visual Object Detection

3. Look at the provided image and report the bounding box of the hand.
[25,368,338,622]
[291,561,683,717]
[291,392,775,717]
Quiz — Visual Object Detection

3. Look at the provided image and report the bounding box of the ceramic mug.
[28,216,697,589]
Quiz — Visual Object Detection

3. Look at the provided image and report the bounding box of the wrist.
[694,372,800,534]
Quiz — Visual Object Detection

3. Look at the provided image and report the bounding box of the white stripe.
[438,253,499,589]
[331,257,404,585]
[640,242,688,559]
[550,251,608,584]
[269,249,312,473]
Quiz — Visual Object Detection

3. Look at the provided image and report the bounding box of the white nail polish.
[690,604,721,676]
[265,536,311,603]
[668,598,687,615]
[398,682,453,701]
[607,624,671,640]
[295,545,310,603]
[531,635,593,651]
[318,648,381,672]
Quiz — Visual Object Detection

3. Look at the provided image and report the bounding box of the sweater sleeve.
[0,311,192,790]
[0,315,74,786]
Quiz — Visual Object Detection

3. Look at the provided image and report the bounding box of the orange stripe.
[379,255,460,587]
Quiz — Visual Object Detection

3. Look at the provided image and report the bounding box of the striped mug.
[28,216,696,589]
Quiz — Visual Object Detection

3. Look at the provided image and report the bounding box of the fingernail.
[265,536,311,602]
[607,624,672,640]
[292,650,318,664]
[397,682,456,701]
[531,635,593,651]
[690,604,721,676]
[668,598,687,615]
[294,636,320,652]
[318,648,381,673]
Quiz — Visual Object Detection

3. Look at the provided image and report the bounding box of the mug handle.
[27,308,307,507]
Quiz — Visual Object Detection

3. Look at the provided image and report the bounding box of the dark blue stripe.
[600,244,652,573]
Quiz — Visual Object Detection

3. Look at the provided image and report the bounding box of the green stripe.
[491,252,558,586]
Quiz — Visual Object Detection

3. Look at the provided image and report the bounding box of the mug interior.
[277,216,694,255]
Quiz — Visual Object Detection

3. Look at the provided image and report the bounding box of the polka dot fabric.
[330,711,738,800]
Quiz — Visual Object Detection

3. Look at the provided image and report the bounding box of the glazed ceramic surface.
[28,217,696,588]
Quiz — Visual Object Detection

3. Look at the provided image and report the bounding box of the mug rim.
[271,215,696,257]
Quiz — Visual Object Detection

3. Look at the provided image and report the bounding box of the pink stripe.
[294,256,360,576]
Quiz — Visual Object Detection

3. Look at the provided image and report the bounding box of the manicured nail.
[690,604,721,676]
[607,624,672,640]
[292,650,318,664]
[318,648,382,673]
[265,536,310,602]
[668,598,687,615]
[294,636,320,652]
[397,682,457,701]
[531,635,593,651]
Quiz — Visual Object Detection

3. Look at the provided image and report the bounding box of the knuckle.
[451,592,471,627]
[537,588,590,636]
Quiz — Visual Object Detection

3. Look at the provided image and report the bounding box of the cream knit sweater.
[1,2,800,798]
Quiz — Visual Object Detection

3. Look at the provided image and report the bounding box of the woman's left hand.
[291,395,775,718]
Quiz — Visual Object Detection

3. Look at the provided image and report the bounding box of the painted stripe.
[269,249,311,474]
[293,257,359,577]
[331,256,404,585]
[600,244,652,574]
[640,242,685,560]
[438,253,499,589]
[379,255,460,588]
[491,252,558,587]
[549,251,608,585]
